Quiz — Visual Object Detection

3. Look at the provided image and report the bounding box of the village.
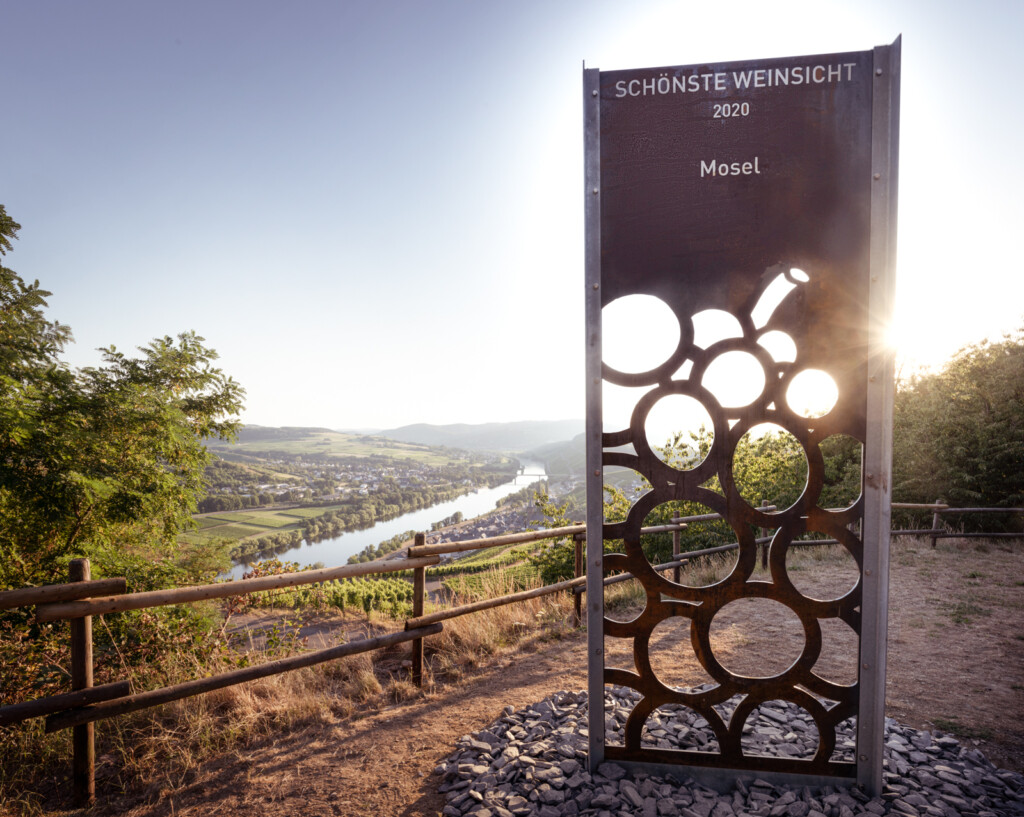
[200,452,514,512]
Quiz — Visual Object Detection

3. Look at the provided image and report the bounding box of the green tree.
[0,206,74,445]
[0,207,245,588]
[893,327,1024,529]
[527,489,582,584]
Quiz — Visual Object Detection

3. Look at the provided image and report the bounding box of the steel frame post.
[583,63,605,772]
[858,36,901,797]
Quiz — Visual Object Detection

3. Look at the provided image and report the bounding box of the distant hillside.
[379,420,584,452]
[527,433,586,477]
[204,425,477,466]
[526,433,641,485]
[210,425,335,445]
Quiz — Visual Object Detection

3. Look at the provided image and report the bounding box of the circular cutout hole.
[814,617,859,687]
[786,369,839,418]
[648,616,716,691]
[785,541,860,602]
[603,294,680,374]
[642,704,720,753]
[642,502,738,586]
[604,585,645,624]
[741,700,819,759]
[702,351,766,408]
[819,434,862,509]
[644,394,714,468]
[604,540,645,624]
[709,598,804,678]
[734,424,808,511]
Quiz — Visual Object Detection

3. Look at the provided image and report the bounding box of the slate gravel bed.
[436,688,1024,817]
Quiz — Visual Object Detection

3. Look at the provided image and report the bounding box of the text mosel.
[701,158,761,178]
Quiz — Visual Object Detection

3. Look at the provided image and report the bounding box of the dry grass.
[425,570,575,683]
[0,570,578,816]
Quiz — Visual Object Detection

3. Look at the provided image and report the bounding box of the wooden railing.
[1,501,1021,806]
[890,500,1024,546]
[0,552,451,804]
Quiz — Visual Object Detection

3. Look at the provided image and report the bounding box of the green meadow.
[206,428,459,465]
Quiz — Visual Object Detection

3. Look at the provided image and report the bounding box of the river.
[224,459,547,578]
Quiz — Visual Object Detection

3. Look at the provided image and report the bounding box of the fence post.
[573,534,584,628]
[672,529,681,584]
[69,558,95,807]
[411,533,425,686]
[760,500,770,569]
[930,499,944,549]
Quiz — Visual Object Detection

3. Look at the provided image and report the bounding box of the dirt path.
[78,538,1024,816]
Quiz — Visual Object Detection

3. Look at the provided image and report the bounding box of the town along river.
[223,460,548,578]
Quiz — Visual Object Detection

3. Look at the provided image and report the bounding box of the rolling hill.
[378,420,584,452]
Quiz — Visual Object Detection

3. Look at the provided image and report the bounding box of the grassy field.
[224,512,300,528]
[274,506,347,520]
[206,429,468,465]
[185,504,362,545]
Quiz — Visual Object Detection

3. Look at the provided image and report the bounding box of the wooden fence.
[1,501,1021,806]
[890,500,1024,547]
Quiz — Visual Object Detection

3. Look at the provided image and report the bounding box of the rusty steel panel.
[586,46,898,784]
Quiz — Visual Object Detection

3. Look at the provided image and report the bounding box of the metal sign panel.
[584,40,899,793]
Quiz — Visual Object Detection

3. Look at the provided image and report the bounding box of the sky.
[2,0,1021,430]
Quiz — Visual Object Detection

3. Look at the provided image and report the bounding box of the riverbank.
[220,462,549,577]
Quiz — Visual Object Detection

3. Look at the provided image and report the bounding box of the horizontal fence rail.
[0,578,127,611]
[0,682,131,728]
[409,523,587,558]
[45,624,443,733]
[35,555,440,622]
[890,501,1024,546]
[405,575,588,629]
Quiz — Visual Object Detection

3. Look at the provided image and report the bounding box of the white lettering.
[701,157,761,177]
[615,61,856,101]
